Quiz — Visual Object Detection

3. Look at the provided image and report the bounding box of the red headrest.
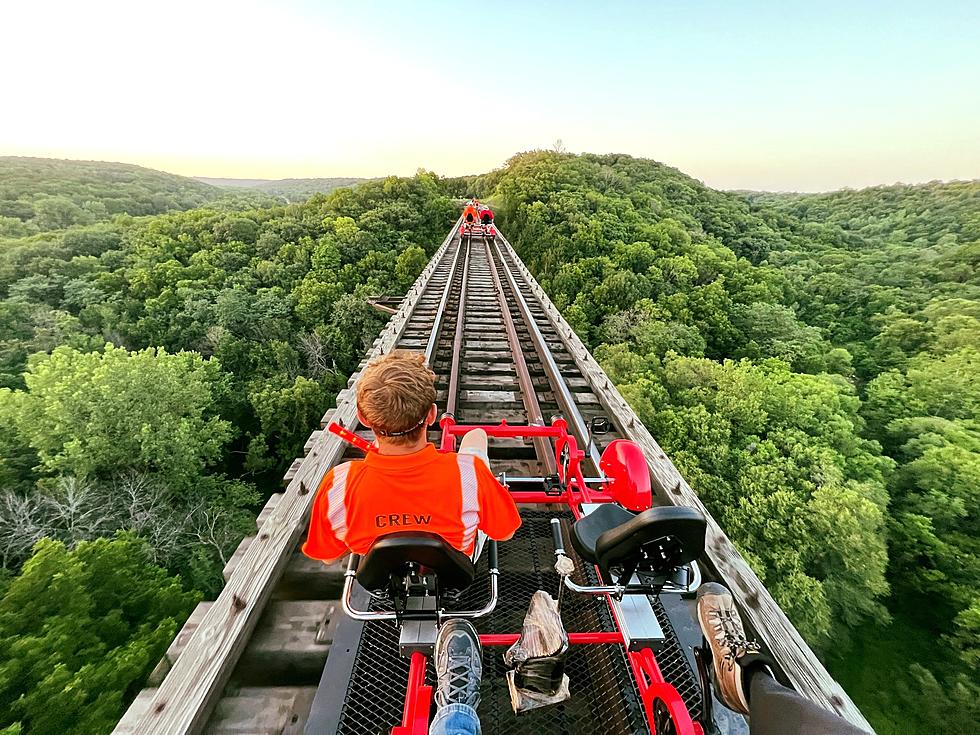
[599,439,653,511]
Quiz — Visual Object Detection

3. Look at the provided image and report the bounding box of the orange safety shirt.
[302,444,522,562]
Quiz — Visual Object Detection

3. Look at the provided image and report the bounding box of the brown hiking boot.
[696,583,762,715]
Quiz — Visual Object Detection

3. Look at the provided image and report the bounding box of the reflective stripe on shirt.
[327,462,351,542]
[457,454,479,551]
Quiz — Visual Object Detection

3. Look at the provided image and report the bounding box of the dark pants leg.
[749,673,869,735]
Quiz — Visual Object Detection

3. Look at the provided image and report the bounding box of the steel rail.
[490,239,603,471]
[444,236,471,416]
[483,237,557,473]
[423,236,466,365]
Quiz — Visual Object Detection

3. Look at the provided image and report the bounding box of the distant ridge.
[194,176,368,200]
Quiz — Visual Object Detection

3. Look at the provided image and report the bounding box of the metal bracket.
[399,596,438,657]
[610,576,666,653]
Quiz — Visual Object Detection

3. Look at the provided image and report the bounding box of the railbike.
[316,415,717,735]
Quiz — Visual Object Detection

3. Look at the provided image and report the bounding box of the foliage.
[610,352,890,643]
[196,176,369,201]
[749,182,980,378]
[749,181,980,250]
[491,151,887,643]
[0,168,455,587]
[3,152,975,733]
[0,346,256,589]
[0,164,457,732]
[7,345,231,486]
[0,157,224,233]
[0,534,199,735]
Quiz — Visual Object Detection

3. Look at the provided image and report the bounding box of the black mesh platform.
[316,510,702,735]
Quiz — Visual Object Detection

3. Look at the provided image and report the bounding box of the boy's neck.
[376,437,429,456]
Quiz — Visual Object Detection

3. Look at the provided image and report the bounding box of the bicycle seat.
[356,532,476,592]
[570,504,706,575]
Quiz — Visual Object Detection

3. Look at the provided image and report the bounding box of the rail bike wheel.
[653,697,679,735]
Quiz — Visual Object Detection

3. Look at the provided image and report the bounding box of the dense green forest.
[0,159,453,734]
[0,158,225,236]
[0,155,976,734]
[465,152,977,734]
[195,176,369,201]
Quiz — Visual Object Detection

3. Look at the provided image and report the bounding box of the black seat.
[356,532,476,592]
[570,504,706,576]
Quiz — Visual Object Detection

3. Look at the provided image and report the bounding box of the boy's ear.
[356,408,371,428]
[427,403,438,425]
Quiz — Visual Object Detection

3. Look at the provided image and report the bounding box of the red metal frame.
[439,416,593,502]
[333,417,699,735]
[459,222,496,239]
[327,422,378,454]
[391,651,432,735]
[480,631,623,647]
[629,648,703,735]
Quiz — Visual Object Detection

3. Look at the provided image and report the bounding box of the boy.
[302,350,521,564]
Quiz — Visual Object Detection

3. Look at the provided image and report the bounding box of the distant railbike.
[461,199,496,243]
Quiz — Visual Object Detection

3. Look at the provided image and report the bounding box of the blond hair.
[357,350,437,445]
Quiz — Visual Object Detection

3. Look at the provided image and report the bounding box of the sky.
[2,0,978,191]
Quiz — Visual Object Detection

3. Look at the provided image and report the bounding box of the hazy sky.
[2,0,978,191]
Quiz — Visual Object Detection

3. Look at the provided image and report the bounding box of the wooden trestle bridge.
[116,222,871,734]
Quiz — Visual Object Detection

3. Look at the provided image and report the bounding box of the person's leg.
[696,583,871,734]
[433,619,483,735]
[458,428,490,469]
[459,428,491,560]
[747,672,868,735]
[430,704,481,735]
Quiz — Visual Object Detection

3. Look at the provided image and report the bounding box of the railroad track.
[117,223,871,734]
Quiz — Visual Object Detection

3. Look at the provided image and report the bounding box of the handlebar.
[550,518,566,555]
[487,539,499,571]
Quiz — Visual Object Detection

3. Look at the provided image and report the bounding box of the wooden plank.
[122,223,461,735]
[120,687,315,735]
[366,297,399,315]
[222,496,284,581]
[233,601,337,685]
[272,554,346,602]
[223,536,344,600]
[222,537,252,582]
[460,389,520,403]
[116,689,159,734]
[147,603,214,686]
[281,458,303,485]
[257,493,283,528]
[303,430,322,455]
[495,233,873,731]
[222,493,282,581]
[204,687,316,735]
